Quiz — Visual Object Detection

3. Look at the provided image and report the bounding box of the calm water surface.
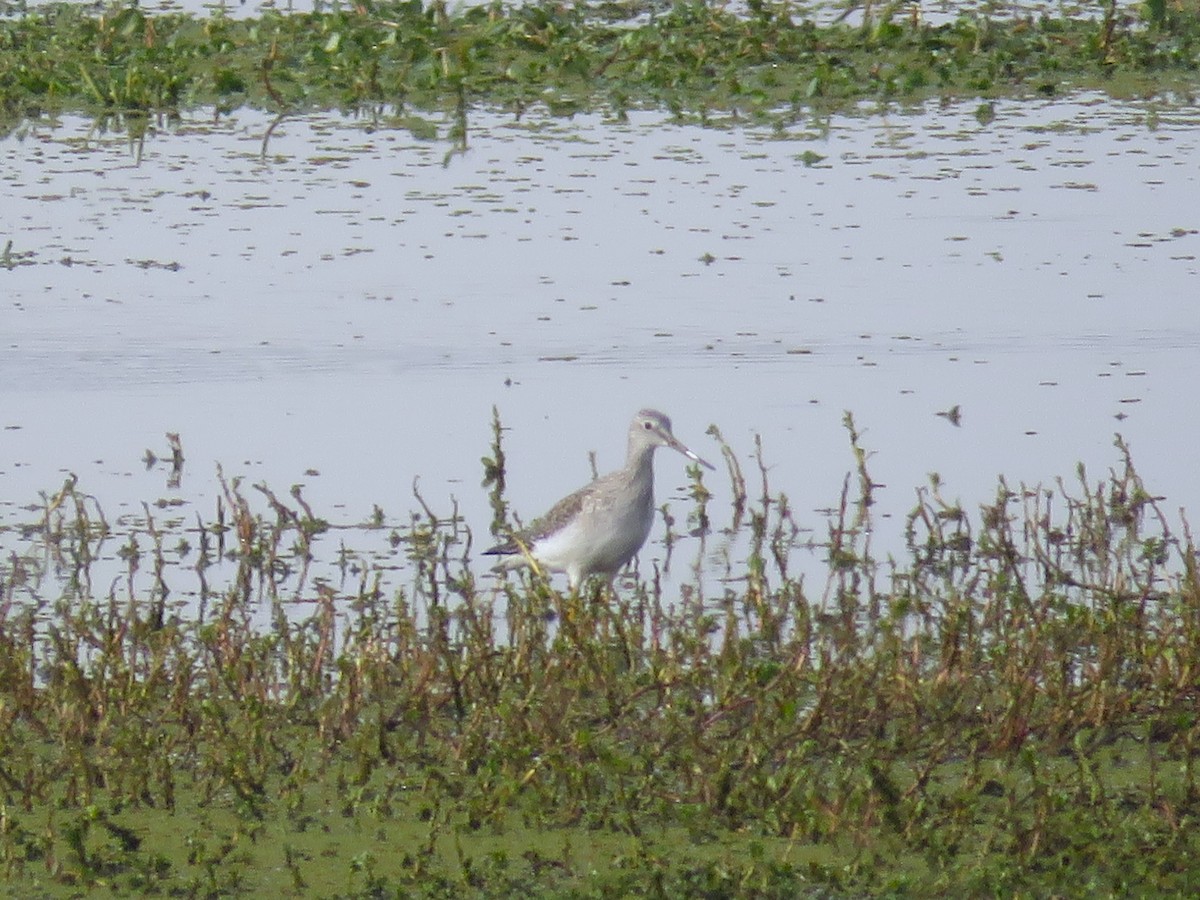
[2,95,1198,611]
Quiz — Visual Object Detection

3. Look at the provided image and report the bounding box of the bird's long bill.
[667,434,716,470]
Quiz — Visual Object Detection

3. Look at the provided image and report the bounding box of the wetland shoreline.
[2,430,1199,895]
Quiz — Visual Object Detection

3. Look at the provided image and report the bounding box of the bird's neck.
[624,444,657,490]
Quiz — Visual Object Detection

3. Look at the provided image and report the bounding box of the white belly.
[531,481,654,584]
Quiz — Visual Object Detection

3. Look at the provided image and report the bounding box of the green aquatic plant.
[1,417,1199,894]
[0,0,1198,133]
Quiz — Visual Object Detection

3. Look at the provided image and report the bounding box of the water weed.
[1,1,1198,133]
[1,415,1198,894]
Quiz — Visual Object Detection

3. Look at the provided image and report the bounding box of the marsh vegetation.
[2,418,1199,895]
[1,0,1199,138]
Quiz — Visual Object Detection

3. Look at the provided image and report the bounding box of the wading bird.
[484,409,714,590]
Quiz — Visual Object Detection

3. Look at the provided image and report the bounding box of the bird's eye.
[643,421,653,429]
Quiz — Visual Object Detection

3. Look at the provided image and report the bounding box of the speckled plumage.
[485,409,714,589]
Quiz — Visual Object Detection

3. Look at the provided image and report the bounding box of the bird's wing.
[525,483,590,541]
[483,481,591,555]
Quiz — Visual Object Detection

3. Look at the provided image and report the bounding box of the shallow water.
[2,94,1198,612]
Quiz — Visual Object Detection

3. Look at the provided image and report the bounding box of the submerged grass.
[0,0,1199,134]
[1,420,1199,895]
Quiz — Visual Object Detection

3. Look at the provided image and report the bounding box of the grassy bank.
[1,0,1199,133]
[1,423,1199,895]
